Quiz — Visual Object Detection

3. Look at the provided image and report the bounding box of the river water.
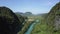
[25,20,39,34]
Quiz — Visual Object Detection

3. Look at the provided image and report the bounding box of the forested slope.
[0,6,25,34]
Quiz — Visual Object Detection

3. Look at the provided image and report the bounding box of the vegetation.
[46,2,60,34]
[0,2,60,34]
[31,16,48,34]
[18,16,36,34]
[0,6,25,34]
[15,12,34,17]
[31,2,60,34]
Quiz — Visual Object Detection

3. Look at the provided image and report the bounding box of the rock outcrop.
[0,6,24,34]
[46,2,60,32]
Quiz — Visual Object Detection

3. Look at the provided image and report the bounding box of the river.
[25,19,39,34]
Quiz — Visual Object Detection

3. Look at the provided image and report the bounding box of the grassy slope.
[31,16,59,34]
[31,16,49,34]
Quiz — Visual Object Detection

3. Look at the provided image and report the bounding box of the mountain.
[0,6,25,34]
[15,12,34,17]
[46,2,60,32]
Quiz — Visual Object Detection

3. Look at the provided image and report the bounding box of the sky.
[0,0,59,14]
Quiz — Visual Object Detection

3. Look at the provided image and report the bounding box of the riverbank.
[25,19,39,34]
[25,22,36,34]
[18,19,35,34]
[31,16,48,34]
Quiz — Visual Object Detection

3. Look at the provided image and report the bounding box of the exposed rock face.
[54,15,60,30]
[46,2,60,32]
[0,7,24,34]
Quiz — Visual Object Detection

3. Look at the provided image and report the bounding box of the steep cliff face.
[46,2,60,32]
[0,7,24,34]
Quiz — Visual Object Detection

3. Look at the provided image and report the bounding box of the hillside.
[31,2,60,34]
[46,2,60,34]
[15,12,34,17]
[0,7,25,34]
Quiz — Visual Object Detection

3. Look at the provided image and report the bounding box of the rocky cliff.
[46,2,60,32]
